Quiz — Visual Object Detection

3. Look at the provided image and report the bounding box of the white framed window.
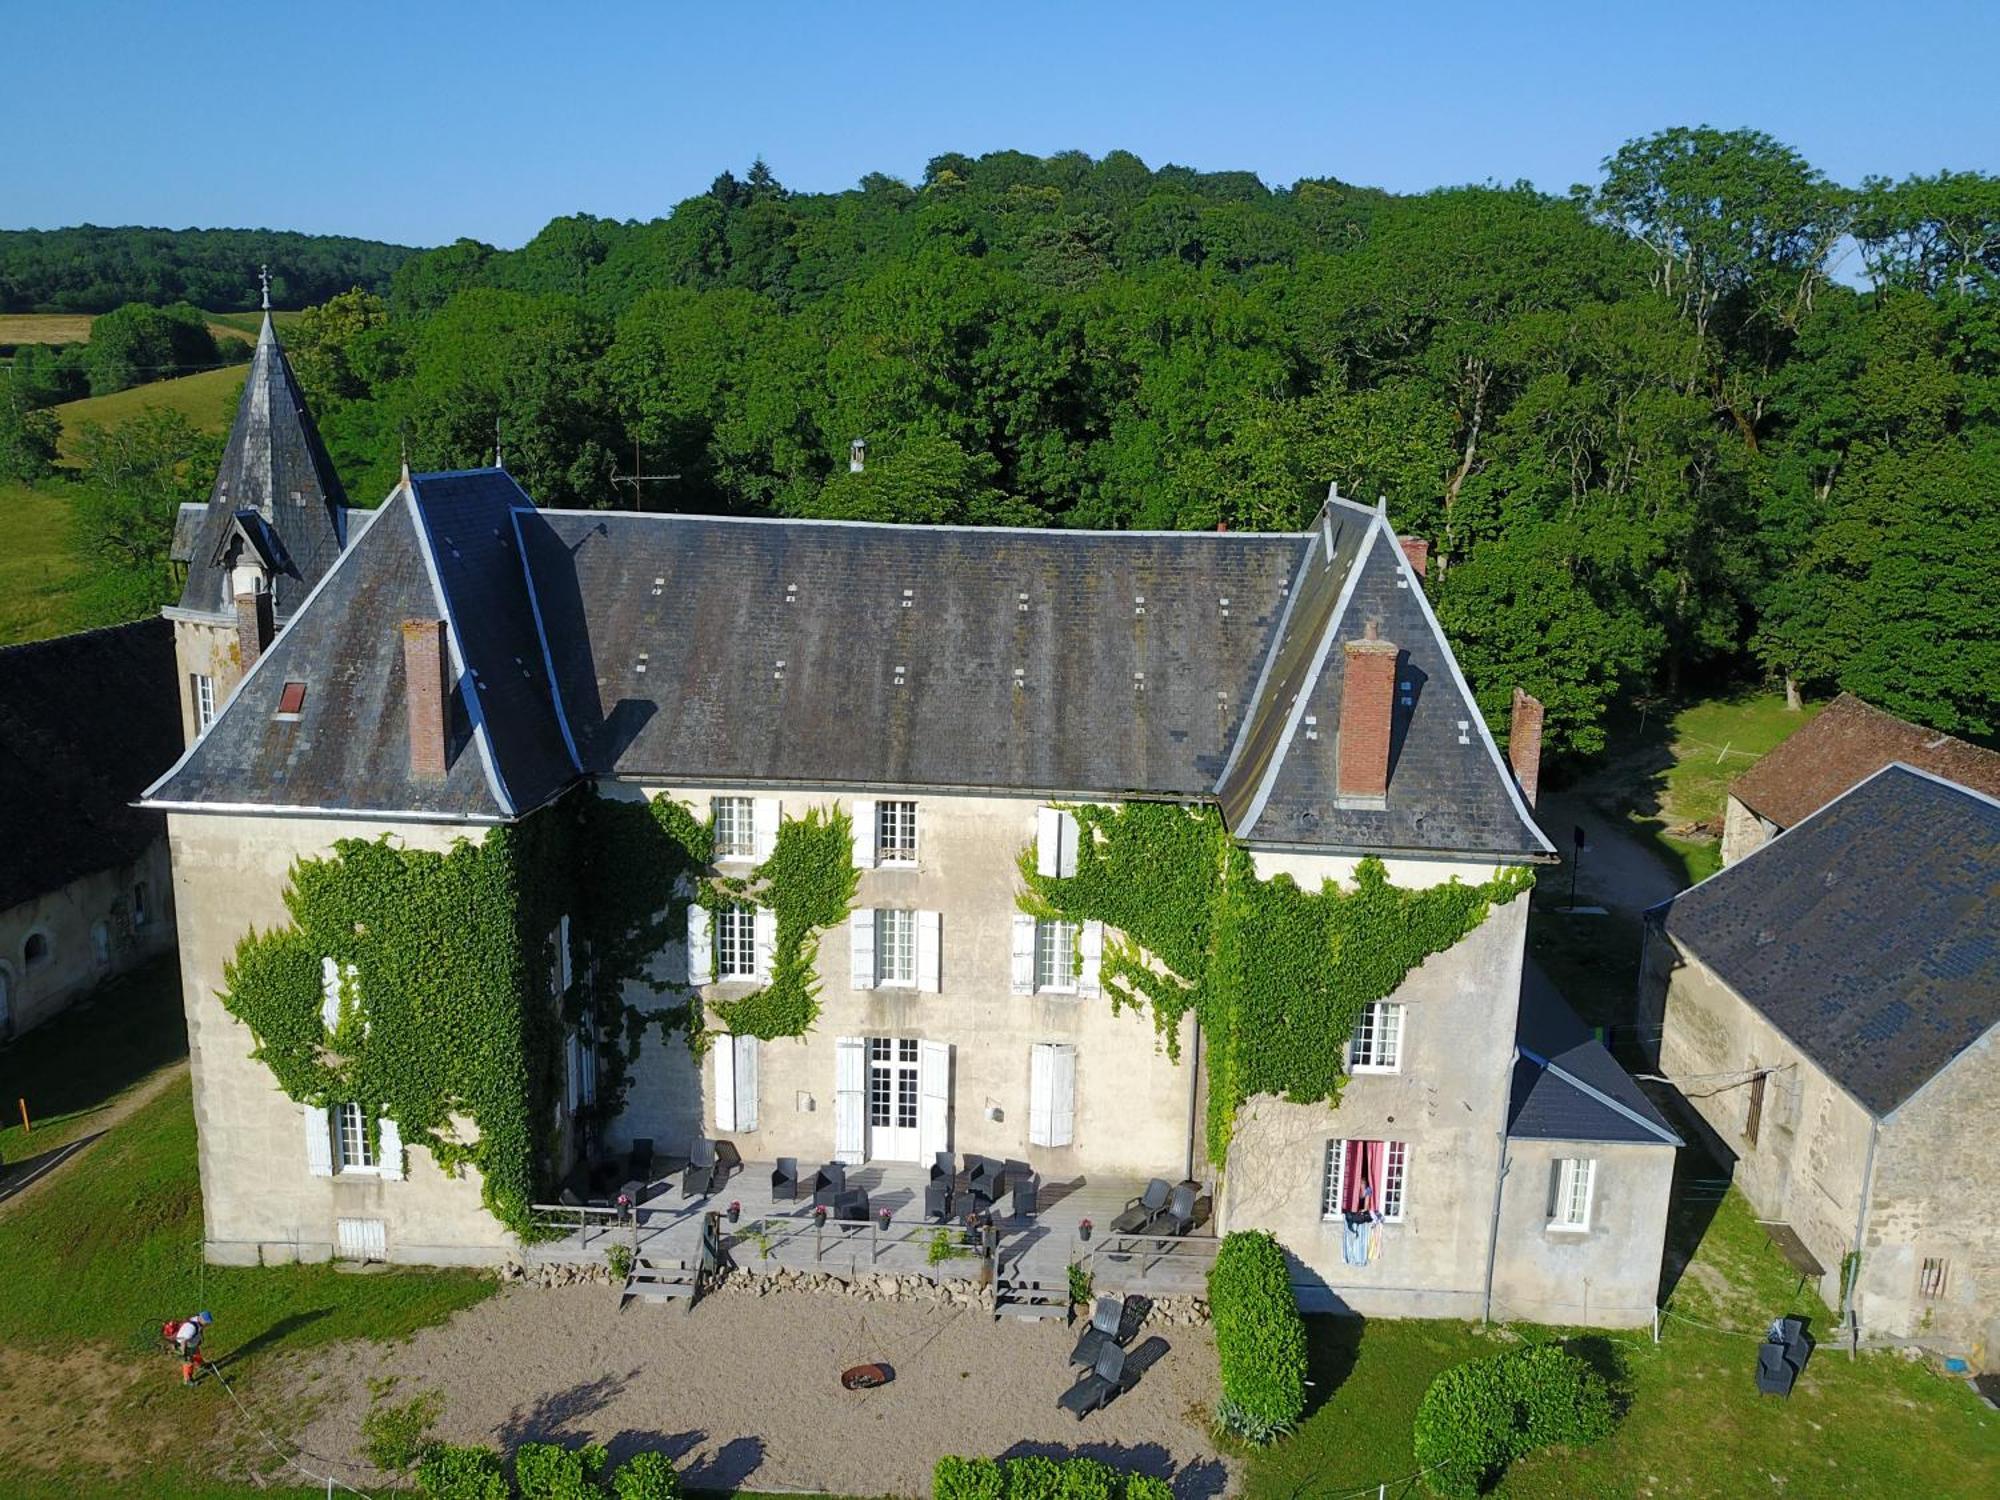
[193,673,216,733]
[713,796,756,859]
[876,800,918,863]
[1550,1157,1595,1232]
[716,905,757,980]
[1348,1002,1404,1073]
[1034,918,1077,994]
[1321,1138,1408,1223]
[876,909,916,986]
[335,1102,375,1173]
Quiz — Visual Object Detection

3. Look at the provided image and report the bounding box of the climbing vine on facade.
[701,805,858,1040]
[1020,803,1532,1161]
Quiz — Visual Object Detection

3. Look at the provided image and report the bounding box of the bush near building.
[1412,1342,1617,1497]
[933,1455,1172,1500]
[1206,1229,1309,1443]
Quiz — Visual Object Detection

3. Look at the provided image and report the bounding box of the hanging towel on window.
[1342,1216,1370,1266]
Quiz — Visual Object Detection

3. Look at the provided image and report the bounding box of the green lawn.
[54,363,246,461]
[1244,1186,2000,1499]
[0,478,88,644]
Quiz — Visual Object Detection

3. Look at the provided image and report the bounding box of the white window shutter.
[303,1103,333,1178]
[1035,806,1062,877]
[917,909,942,993]
[712,1032,738,1132]
[378,1116,406,1181]
[834,1036,866,1164]
[320,956,341,1033]
[1010,913,1036,994]
[753,906,777,980]
[753,797,781,859]
[1029,1044,1055,1146]
[1051,1044,1076,1147]
[851,798,876,868]
[1078,921,1103,997]
[850,908,877,990]
[918,1039,950,1158]
[557,914,573,994]
[564,1031,580,1115]
[734,1034,759,1132]
[687,904,711,984]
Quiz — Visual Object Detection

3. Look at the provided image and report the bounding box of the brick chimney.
[234,587,273,669]
[402,619,449,779]
[1399,535,1429,578]
[1509,688,1545,808]
[1337,621,1399,802]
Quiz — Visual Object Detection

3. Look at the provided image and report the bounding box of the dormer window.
[276,681,307,720]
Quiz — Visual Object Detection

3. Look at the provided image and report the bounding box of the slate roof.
[1658,764,2000,1117]
[0,620,182,912]
[1508,964,1681,1145]
[176,315,351,621]
[1730,693,2000,831]
[147,472,1558,859]
[170,502,207,566]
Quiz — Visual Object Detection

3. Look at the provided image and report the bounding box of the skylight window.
[276,681,307,719]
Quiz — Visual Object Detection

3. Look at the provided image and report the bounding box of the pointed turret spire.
[174,278,350,623]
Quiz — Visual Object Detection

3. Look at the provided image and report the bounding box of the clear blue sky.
[4,1,1994,248]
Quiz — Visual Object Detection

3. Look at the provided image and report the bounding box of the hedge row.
[934,1456,1173,1500]
[417,1441,680,1500]
[1413,1344,1617,1497]
[1206,1229,1309,1443]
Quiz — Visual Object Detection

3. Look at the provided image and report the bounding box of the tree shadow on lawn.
[212,1308,332,1371]
[998,1439,1227,1500]
[1299,1314,1364,1423]
[1560,1333,1635,1421]
[498,1368,640,1449]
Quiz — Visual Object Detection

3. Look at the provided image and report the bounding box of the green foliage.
[515,1441,610,1500]
[610,1452,683,1500]
[1412,1343,1617,1498]
[1207,1231,1308,1443]
[928,1227,973,1266]
[605,1242,633,1282]
[933,1455,1163,1500]
[416,1444,511,1500]
[705,805,858,1040]
[0,390,59,483]
[66,405,222,624]
[0,226,414,313]
[1068,1260,1093,1306]
[360,1381,444,1474]
[84,301,220,394]
[1022,803,1530,1158]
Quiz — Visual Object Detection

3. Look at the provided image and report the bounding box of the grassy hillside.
[0,310,271,351]
[54,363,244,461]
[0,480,88,643]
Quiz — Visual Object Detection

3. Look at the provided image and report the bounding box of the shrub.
[611,1450,683,1500]
[1068,1260,1093,1306]
[1413,1343,1617,1497]
[361,1383,443,1473]
[416,1443,510,1500]
[516,1439,611,1499]
[1206,1230,1307,1442]
[607,1242,634,1281]
[933,1456,1163,1500]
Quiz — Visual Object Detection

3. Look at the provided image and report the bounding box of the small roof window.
[276,681,308,719]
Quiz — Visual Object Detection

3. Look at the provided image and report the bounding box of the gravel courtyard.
[286,1281,1233,1498]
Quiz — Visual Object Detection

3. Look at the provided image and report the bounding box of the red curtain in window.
[1342,1139,1388,1213]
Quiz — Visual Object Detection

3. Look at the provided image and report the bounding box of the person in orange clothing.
[168,1310,212,1385]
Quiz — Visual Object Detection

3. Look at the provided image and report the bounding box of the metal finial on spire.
[1327,480,1340,501]
[400,429,411,486]
[259,264,271,312]
[494,417,503,470]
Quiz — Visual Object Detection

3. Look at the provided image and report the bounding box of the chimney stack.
[234,587,274,669]
[1337,620,1399,802]
[1509,688,1545,808]
[402,619,449,780]
[1399,535,1429,578]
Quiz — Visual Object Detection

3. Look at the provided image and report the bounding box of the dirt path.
[0,1059,188,1214]
[285,1283,1232,1498]
[1536,791,1683,913]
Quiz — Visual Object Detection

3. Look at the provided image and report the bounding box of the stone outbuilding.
[1641,764,2000,1364]
[0,619,182,1038]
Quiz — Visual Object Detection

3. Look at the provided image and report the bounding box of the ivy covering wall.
[1019,803,1533,1160]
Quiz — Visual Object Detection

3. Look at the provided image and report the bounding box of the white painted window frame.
[1550,1156,1596,1233]
[194,673,216,733]
[876,799,919,865]
[1347,1001,1404,1073]
[715,905,759,981]
[712,796,757,861]
[1320,1137,1409,1223]
[1033,918,1078,995]
[335,1101,377,1175]
[875,908,916,987]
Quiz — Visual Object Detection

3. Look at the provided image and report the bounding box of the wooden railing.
[525,1201,636,1252]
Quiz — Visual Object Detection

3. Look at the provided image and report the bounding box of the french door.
[836,1036,950,1165]
[867,1038,922,1161]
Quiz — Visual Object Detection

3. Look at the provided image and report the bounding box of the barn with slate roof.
[144,459,1673,1328]
[1641,764,2000,1359]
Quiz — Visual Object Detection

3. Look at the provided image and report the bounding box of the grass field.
[1244,1186,2000,1498]
[54,363,246,460]
[0,309,288,350]
[0,478,89,643]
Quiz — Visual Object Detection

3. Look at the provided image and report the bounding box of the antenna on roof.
[259,264,271,312]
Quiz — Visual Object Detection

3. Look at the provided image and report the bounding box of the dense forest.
[0,226,414,311]
[10,132,2000,755]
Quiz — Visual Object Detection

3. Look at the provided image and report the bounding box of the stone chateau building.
[146,309,1678,1325]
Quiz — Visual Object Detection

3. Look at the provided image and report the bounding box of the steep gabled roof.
[0,620,181,911]
[1509,965,1681,1145]
[145,484,514,822]
[176,315,350,621]
[1658,764,2000,1118]
[1730,693,2000,831]
[1214,493,1551,858]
